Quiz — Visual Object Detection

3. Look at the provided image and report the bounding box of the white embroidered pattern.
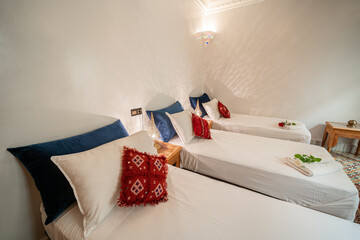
[154,159,163,171]
[130,179,144,196]
[132,155,144,168]
[154,183,164,197]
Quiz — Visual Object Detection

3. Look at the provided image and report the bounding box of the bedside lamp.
[149,112,162,150]
[195,99,202,117]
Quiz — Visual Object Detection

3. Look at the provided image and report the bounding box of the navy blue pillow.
[189,93,211,117]
[146,101,184,142]
[7,119,128,224]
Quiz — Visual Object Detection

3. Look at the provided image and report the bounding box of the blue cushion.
[7,119,128,224]
[189,93,211,117]
[146,101,184,142]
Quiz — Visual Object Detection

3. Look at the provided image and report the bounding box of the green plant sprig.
[282,120,296,126]
[294,154,322,163]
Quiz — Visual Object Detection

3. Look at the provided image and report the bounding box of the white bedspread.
[170,130,359,221]
[204,113,311,143]
[41,166,360,240]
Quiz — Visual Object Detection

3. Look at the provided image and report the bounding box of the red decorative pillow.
[218,101,230,118]
[191,113,211,139]
[118,146,168,207]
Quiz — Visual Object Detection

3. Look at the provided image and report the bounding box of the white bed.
[204,113,311,143]
[42,165,360,240]
[169,129,359,221]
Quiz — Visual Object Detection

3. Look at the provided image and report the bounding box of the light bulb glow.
[148,112,160,141]
[195,99,202,117]
[195,31,216,48]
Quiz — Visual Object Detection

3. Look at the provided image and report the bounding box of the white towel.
[283,157,343,177]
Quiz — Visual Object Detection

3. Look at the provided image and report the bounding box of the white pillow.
[166,109,194,144]
[51,131,157,238]
[203,98,220,120]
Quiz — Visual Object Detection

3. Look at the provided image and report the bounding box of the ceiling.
[194,0,264,14]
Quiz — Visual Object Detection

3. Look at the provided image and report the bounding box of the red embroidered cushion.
[218,101,230,118]
[146,155,168,202]
[118,146,168,207]
[191,113,211,139]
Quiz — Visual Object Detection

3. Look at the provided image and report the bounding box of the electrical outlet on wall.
[131,108,142,116]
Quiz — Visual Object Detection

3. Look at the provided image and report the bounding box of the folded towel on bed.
[283,157,343,177]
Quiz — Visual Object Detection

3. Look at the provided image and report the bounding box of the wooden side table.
[157,141,182,167]
[322,121,360,155]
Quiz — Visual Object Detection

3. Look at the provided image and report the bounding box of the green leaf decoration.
[280,121,296,126]
[294,154,322,163]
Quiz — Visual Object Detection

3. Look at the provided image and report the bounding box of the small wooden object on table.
[157,141,182,167]
[322,121,360,156]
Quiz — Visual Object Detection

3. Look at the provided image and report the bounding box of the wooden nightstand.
[157,141,182,167]
[322,121,360,155]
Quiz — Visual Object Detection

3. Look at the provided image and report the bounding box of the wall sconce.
[195,31,216,48]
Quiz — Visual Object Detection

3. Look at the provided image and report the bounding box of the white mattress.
[204,113,311,143]
[41,166,360,240]
[169,130,359,221]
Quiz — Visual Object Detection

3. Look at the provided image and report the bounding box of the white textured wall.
[1,0,360,238]
[0,0,203,239]
[202,0,360,146]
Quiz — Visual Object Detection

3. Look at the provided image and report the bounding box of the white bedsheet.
[204,113,311,143]
[41,166,360,240]
[169,130,359,221]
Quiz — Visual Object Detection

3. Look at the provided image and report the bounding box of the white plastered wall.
[1,0,360,239]
[201,0,360,150]
[0,0,203,239]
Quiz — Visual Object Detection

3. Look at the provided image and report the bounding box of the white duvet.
[170,129,359,221]
[42,166,360,240]
[204,113,311,143]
